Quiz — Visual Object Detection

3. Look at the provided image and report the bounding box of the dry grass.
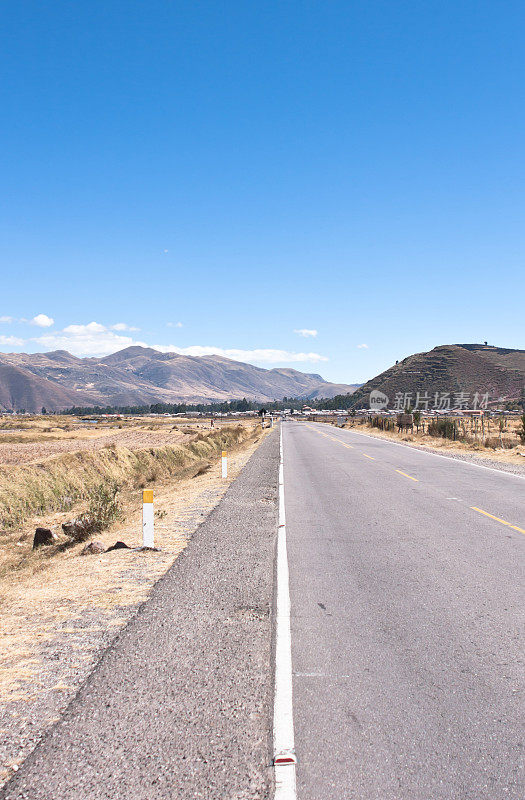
[0,424,251,533]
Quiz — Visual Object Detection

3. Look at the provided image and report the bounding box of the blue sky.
[1,1,523,384]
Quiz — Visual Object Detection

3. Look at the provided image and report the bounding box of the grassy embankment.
[0,423,259,582]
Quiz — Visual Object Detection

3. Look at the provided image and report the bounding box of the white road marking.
[294,672,353,678]
[315,424,525,481]
[273,424,297,798]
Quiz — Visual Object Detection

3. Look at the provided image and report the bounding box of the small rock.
[62,516,94,542]
[80,540,105,555]
[33,528,57,549]
[105,541,130,552]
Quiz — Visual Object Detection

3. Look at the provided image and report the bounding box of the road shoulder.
[1,428,279,800]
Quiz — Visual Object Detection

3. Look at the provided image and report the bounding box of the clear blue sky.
[1,1,523,384]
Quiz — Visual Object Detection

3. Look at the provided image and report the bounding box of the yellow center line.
[301,427,525,538]
[307,425,370,455]
[470,506,525,535]
[329,436,353,448]
[307,425,354,449]
[307,426,357,450]
[395,469,419,482]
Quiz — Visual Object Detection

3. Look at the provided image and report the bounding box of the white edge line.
[273,422,297,798]
[311,423,525,481]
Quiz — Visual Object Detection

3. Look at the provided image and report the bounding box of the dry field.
[0,415,220,466]
[0,416,267,785]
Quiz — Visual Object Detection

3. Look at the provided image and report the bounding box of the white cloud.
[31,314,54,328]
[294,328,318,338]
[166,321,183,328]
[0,314,55,327]
[357,343,369,349]
[111,323,140,332]
[28,320,328,364]
[33,321,149,357]
[63,322,106,334]
[152,344,328,364]
[0,335,25,347]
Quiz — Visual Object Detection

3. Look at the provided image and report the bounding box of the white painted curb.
[273,423,297,798]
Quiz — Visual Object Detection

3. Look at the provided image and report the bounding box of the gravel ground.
[381,439,525,477]
[0,428,279,800]
[410,443,525,476]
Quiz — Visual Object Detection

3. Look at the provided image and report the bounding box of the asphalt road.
[284,421,524,800]
[3,422,523,800]
[1,430,280,800]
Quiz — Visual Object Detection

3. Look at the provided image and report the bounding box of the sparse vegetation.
[427,419,458,440]
[518,413,525,444]
[0,424,252,531]
[86,481,123,532]
[338,412,524,462]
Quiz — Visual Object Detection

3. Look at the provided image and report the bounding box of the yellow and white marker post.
[221,450,228,479]
[142,489,154,547]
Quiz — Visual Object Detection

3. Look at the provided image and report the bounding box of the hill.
[0,347,358,412]
[347,343,525,410]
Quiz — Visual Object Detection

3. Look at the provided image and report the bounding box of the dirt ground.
[0,422,268,786]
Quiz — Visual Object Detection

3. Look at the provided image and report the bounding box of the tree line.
[58,393,358,416]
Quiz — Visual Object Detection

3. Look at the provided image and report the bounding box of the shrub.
[86,481,123,531]
[427,419,457,439]
[518,414,525,445]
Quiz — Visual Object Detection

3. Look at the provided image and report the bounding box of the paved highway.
[283,421,524,800]
[2,423,523,800]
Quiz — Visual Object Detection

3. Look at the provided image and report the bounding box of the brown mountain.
[348,343,525,409]
[0,347,358,412]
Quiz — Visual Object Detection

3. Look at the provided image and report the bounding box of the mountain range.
[0,346,359,412]
[347,343,525,409]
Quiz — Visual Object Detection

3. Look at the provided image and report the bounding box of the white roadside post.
[142,489,154,547]
[221,450,228,478]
